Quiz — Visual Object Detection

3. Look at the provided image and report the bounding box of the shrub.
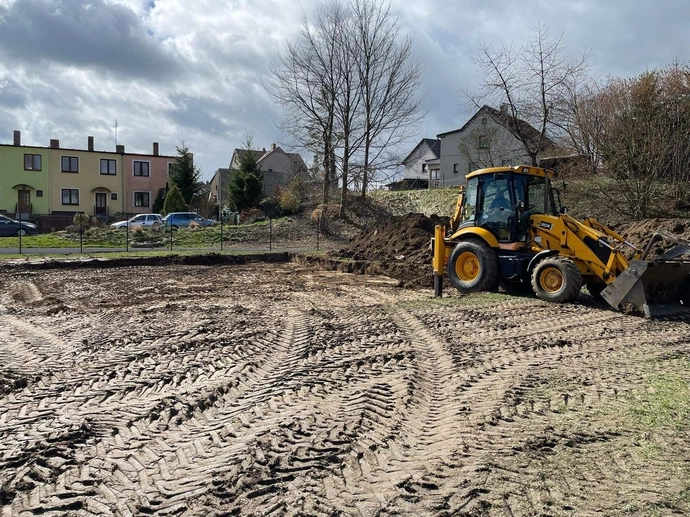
[188,221,200,229]
[241,207,265,224]
[279,188,300,214]
[72,213,90,228]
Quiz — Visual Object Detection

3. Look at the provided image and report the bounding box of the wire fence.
[2,212,352,256]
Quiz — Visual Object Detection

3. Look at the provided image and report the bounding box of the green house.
[0,131,50,218]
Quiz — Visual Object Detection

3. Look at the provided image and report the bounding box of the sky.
[1,0,690,182]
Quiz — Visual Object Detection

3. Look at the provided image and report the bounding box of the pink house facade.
[123,142,175,214]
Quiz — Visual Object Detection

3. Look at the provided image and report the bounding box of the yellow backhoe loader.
[431,165,690,317]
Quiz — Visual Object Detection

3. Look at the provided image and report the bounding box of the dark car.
[0,214,38,237]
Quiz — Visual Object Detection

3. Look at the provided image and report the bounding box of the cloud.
[0,0,184,80]
[1,0,690,182]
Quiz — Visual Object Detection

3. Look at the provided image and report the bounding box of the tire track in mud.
[397,301,690,515]
[1,309,313,516]
[2,266,689,516]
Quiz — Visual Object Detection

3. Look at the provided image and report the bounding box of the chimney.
[88,136,94,151]
[500,103,510,114]
[271,143,276,151]
[153,142,159,156]
[116,144,125,154]
[50,139,59,148]
[13,130,20,146]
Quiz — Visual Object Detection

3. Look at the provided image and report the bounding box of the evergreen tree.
[162,184,188,215]
[227,141,264,211]
[169,140,203,205]
[152,187,166,214]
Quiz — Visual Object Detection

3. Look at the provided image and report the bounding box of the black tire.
[448,240,500,293]
[531,256,583,303]
[15,229,27,237]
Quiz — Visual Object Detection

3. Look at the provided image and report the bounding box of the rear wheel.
[448,240,499,293]
[15,229,27,237]
[531,256,583,303]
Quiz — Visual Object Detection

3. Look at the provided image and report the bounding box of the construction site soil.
[1,213,689,516]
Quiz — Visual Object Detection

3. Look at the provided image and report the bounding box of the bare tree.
[458,125,526,169]
[351,0,424,198]
[267,0,424,217]
[463,24,590,165]
[266,1,349,209]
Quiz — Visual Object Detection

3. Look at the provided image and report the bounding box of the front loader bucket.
[601,259,690,317]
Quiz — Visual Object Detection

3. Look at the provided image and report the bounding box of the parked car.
[111,214,163,229]
[162,212,215,229]
[0,214,38,237]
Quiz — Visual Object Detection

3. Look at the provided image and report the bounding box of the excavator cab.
[434,165,690,316]
[451,167,558,245]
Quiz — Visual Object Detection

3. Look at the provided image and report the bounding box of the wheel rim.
[539,267,564,293]
[17,229,27,236]
[455,251,481,282]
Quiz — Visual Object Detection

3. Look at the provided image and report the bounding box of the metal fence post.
[269,218,272,251]
[169,221,173,251]
[316,219,320,251]
[80,212,83,254]
[220,211,223,252]
[126,218,129,253]
[18,209,22,255]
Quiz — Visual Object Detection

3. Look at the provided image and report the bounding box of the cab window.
[458,177,479,224]
[477,174,514,242]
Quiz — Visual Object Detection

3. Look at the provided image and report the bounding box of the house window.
[24,154,42,171]
[422,163,427,172]
[453,163,459,174]
[482,117,487,125]
[100,159,116,175]
[61,188,79,205]
[168,162,175,176]
[134,191,150,207]
[36,190,43,198]
[111,193,118,200]
[134,161,150,177]
[479,136,489,149]
[61,156,79,173]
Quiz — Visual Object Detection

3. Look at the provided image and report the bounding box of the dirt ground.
[1,260,689,516]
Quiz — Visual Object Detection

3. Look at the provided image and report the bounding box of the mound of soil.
[332,213,449,288]
[615,218,690,258]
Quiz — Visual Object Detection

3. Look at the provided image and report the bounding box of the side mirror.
[518,201,525,212]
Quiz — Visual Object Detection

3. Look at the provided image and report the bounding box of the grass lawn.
[0,219,279,250]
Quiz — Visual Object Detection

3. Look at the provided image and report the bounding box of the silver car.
[111,214,163,229]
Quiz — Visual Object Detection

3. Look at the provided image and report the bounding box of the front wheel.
[15,229,27,237]
[448,240,500,293]
[531,256,583,303]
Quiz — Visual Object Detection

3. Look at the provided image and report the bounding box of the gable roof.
[401,138,441,165]
[437,105,555,151]
[231,147,307,172]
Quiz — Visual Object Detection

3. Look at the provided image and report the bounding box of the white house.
[433,105,554,187]
[228,144,307,196]
[398,138,440,189]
